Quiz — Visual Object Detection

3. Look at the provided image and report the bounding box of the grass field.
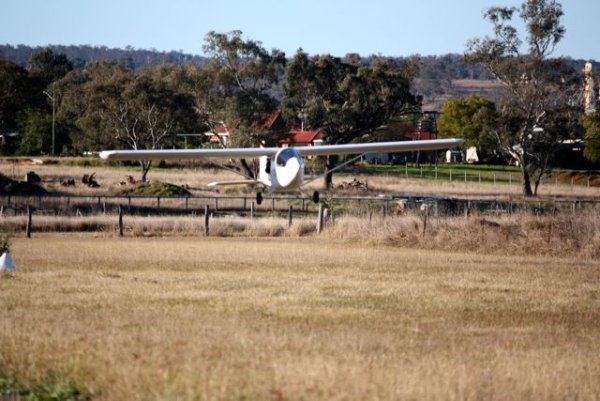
[1,235,599,400]
[2,159,599,200]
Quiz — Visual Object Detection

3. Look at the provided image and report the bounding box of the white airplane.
[100,138,463,204]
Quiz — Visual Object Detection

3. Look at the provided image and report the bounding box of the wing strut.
[302,153,365,187]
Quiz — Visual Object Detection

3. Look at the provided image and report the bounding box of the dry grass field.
[1,160,599,199]
[1,234,599,400]
[1,159,599,400]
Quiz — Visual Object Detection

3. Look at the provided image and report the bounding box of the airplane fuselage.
[259,148,305,191]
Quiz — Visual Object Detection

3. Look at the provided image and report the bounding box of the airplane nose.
[277,157,301,187]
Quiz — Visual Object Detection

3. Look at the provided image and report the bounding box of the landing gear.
[256,192,263,205]
[312,191,320,204]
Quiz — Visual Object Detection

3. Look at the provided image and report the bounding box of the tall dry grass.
[1,211,599,259]
[0,236,598,400]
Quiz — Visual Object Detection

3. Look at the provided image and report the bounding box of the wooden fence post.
[26,205,32,238]
[118,205,124,237]
[317,203,325,234]
[204,204,210,236]
[288,205,293,228]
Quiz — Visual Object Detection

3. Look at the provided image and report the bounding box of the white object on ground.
[0,252,16,272]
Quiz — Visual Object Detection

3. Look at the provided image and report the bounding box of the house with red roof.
[204,111,324,148]
[205,110,286,146]
[279,129,323,147]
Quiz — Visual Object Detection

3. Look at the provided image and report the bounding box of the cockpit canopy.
[275,148,299,167]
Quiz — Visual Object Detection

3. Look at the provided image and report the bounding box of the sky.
[1,0,599,60]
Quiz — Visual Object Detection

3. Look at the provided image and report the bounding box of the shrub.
[0,233,10,254]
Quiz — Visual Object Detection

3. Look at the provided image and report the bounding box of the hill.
[0,44,207,70]
[1,44,597,111]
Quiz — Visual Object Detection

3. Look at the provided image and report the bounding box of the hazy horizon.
[2,1,599,61]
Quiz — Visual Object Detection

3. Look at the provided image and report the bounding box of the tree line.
[1,0,599,196]
[0,31,420,185]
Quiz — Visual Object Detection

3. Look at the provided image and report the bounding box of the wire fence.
[1,193,599,219]
[372,164,599,188]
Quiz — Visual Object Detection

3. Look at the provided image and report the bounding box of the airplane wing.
[294,138,464,157]
[99,139,463,161]
[99,147,277,161]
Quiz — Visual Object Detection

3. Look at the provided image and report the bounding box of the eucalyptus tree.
[465,0,581,196]
[201,31,286,134]
[283,50,419,188]
[201,31,287,177]
[202,30,286,117]
[0,50,73,155]
[0,61,29,142]
[59,61,198,181]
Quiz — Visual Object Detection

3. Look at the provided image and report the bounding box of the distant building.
[204,110,286,146]
[364,112,440,163]
[280,129,323,147]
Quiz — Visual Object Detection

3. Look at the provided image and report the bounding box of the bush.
[120,181,191,197]
[0,233,10,254]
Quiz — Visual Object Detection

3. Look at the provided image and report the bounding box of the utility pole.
[42,89,56,156]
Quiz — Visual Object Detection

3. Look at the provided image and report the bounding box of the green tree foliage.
[0,50,74,156]
[0,61,30,139]
[437,96,498,159]
[201,31,286,134]
[465,0,580,196]
[583,112,600,162]
[27,49,74,114]
[59,61,200,181]
[15,109,51,155]
[16,108,71,156]
[283,50,419,187]
[27,48,73,87]
[201,31,287,178]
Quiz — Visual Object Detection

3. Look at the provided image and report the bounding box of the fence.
[372,164,599,188]
[1,194,599,219]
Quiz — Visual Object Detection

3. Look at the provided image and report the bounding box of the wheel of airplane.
[256,192,263,205]
[312,191,319,204]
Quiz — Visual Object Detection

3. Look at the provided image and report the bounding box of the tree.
[583,111,600,163]
[465,0,580,196]
[201,31,287,177]
[283,50,419,188]
[201,31,286,130]
[27,48,73,87]
[0,61,30,142]
[60,61,199,181]
[437,96,499,159]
